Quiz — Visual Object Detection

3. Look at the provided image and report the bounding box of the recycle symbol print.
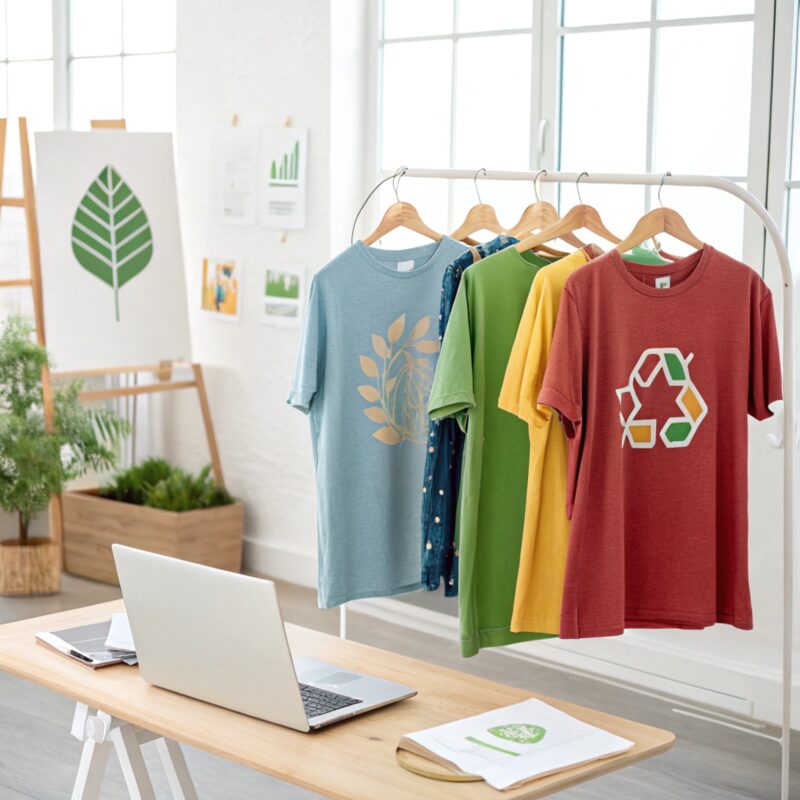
[616,347,707,449]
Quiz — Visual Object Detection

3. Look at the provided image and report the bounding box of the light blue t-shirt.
[289,236,468,607]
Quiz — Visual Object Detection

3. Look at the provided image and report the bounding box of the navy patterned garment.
[421,234,519,595]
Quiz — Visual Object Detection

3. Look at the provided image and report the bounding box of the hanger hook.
[473,168,487,204]
[533,169,547,203]
[658,171,672,209]
[350,167,407,246]
[392,166,408,203]
[576,171,588,205]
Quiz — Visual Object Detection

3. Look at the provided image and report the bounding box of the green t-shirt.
[428,247,555,657]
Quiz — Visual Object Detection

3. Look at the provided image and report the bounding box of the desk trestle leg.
[70,703,199,800]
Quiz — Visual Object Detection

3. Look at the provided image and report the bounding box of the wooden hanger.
[615,173,703,253]
[450,169,506,242]
[509,170,585,249]
[362,169,442,246]
[515,172,620,253]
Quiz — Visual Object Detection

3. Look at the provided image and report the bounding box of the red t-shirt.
[539,245,782,639]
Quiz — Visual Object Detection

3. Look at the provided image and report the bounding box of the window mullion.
[447,2,458,229]
[644,0,658,212]
[52,0,69,128]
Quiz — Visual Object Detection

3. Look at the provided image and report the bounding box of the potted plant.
[0,316,128,595]
[62,457,244,585]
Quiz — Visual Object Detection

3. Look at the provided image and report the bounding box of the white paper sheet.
[212,126,258,226]
[104,612,136,652]
[260,127,308,229]
[405,697,634,790]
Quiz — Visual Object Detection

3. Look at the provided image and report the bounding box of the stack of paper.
[399,697,634,791]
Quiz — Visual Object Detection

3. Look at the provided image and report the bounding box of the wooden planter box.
[62,489,244,585]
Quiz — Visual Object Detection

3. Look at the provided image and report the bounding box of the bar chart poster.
[260,127,308,229]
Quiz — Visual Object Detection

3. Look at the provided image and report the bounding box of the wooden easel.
[0,117,61,558]
[0,117,225,567]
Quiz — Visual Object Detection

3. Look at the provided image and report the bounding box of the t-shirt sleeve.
[521,274,562,428]
[538,288,583,437]
[498,274,541,418]
[287,274,324,414]
[748,287,782,420]
[428,278,474,431]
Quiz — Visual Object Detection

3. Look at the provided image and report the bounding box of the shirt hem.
[460,625,556,658]
[510,617,560,635]
[318,581,423,609]
[560,610,753,639]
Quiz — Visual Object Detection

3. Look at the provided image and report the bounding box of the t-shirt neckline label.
[611,245,711,298]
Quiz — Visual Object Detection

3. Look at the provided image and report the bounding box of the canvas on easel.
[33,131,191,371]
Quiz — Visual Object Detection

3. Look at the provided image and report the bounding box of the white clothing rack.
[340,168,794,800]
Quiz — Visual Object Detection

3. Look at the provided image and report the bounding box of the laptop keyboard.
[299,683,360,718]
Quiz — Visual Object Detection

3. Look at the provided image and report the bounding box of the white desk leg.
[70,737,112,800]
[111,723,156,800]
[68,702,197,800]
[155,737,199,800]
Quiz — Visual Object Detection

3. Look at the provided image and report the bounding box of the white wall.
[171,1,798,727]
[170,0,331,582]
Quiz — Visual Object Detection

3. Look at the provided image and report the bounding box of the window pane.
[791,32,800,180]
[381,41,451,170]
[657,0,753,20]
[123,53,175,131]
[382,0,453,39]
[654,22,752,175]
[458,0,532,32]
[70,57,122,129]
[452,35,531,169]
[8,61,53,130]
[123,0,176,53]
[70,0,122,57]
[559,29,649,171]
[0,1,7,61]
[6,0,51,60]
[562,0,650,26]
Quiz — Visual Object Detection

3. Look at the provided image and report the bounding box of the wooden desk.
[0,600,674,799]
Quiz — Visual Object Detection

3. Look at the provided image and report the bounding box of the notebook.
[36,619,137,669]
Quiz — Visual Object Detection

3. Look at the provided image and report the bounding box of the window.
[0,1,176,318]
[69,0,176,131]
[375,1,763,260]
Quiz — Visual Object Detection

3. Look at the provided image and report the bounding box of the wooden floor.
[0,574,796,799]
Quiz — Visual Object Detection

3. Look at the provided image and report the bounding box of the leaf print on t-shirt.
[358,313,439,445]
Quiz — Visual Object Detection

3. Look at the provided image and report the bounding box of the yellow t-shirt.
[497,249,591,634]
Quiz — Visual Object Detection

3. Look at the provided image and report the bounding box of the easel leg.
[155,737,199,800]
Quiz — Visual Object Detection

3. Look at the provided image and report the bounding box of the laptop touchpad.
[316,671,360,685]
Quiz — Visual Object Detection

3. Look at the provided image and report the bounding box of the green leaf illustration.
[488,724,546,745]
[71,165,154,321]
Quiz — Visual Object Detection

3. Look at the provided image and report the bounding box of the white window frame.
[50,0,176,131]
[372,0,776,268]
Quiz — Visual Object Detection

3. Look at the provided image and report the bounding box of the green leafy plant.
[101,459,234,512]
[0,316,129,545]
[99,457,172,505]
[71,165,154,322]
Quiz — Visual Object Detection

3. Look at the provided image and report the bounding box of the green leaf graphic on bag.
[488,724,546,745]
[71,165,154,321]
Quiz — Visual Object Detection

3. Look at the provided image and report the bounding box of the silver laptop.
[112,545,416,731]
